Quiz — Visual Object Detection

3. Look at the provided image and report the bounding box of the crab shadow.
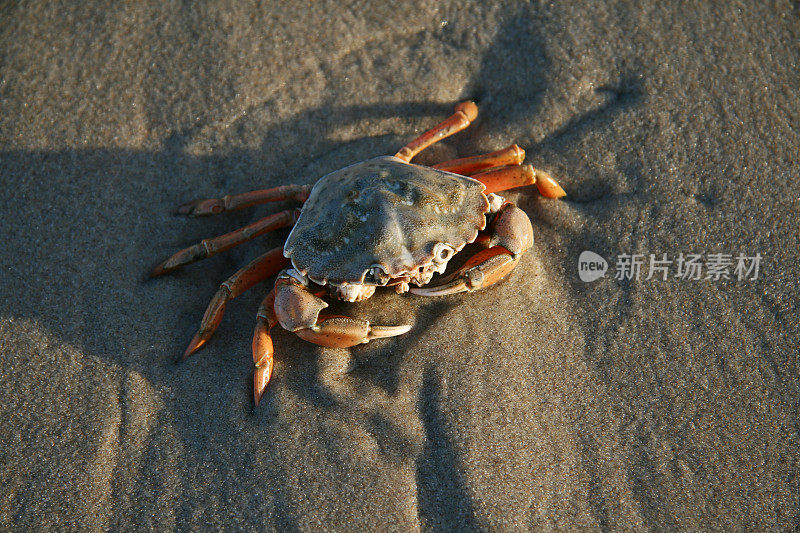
[0,102,473,528]
[0,6,646,529]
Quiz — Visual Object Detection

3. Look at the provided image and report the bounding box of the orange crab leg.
[471,165,566,198]
[252,305,410,405]
[395,101,478,162]
[176,184,311,217]
[252,280,330,405]
[472,165,535,194]
[532,169,567,198]
[252,289,278,406]
[151,208,298,276]
[183,246,289,360]
[433,144,525,175]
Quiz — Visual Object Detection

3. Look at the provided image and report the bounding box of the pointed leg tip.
[182,333,205,360]
[150,262,169,277]
[175,199,224,217]
[174,198,204,216]
[538,184,566,199]
[175,198,217,216]
[548,182,567,198]
[369,323,413,339]
[534,171,567,199]
[253,389,265,408]
[253,364,272,407]
[150,255,183,277]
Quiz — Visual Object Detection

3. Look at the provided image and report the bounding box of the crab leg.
[395,101,478,162]
[252,289,278,405]
[151,208,299,276]
[411,203,534,296]
[182,246,289,359]
[252,283,333,404]
[176,184,311,217]
[433,144,525,175]
[472,165,566,198]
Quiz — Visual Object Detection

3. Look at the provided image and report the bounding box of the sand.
[1,1,798,530]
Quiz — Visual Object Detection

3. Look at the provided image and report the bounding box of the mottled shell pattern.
[284,156,490,289]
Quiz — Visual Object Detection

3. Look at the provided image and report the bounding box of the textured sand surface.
[1,1,798,530]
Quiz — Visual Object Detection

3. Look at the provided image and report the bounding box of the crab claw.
[410,246,518,296]
[412,202,534,296]
[295,315,412,348]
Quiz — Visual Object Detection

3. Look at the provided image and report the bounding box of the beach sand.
[1,1,798,529]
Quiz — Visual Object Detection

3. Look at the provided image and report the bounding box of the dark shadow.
[577,431,612,533]
[0,3,644,412]
[0,4,650,529]
[349,299,459,396]
[466,9,551,127]
[366,412,416,465]
[539,77,644,154]
[415,365,479,531]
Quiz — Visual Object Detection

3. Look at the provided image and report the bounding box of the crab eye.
[434,244,454,262]
[370,265,390,284]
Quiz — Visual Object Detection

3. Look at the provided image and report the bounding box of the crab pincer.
[273,277,411,348]
[410,203,534,296]
[249,276,411,404]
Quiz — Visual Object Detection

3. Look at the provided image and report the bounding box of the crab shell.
[283,156,492,298]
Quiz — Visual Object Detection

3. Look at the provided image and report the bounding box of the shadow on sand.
[0,6,643,528]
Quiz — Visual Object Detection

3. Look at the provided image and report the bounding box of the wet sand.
[1,2,798,530]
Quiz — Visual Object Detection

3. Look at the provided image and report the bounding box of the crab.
[151,101,565,404]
